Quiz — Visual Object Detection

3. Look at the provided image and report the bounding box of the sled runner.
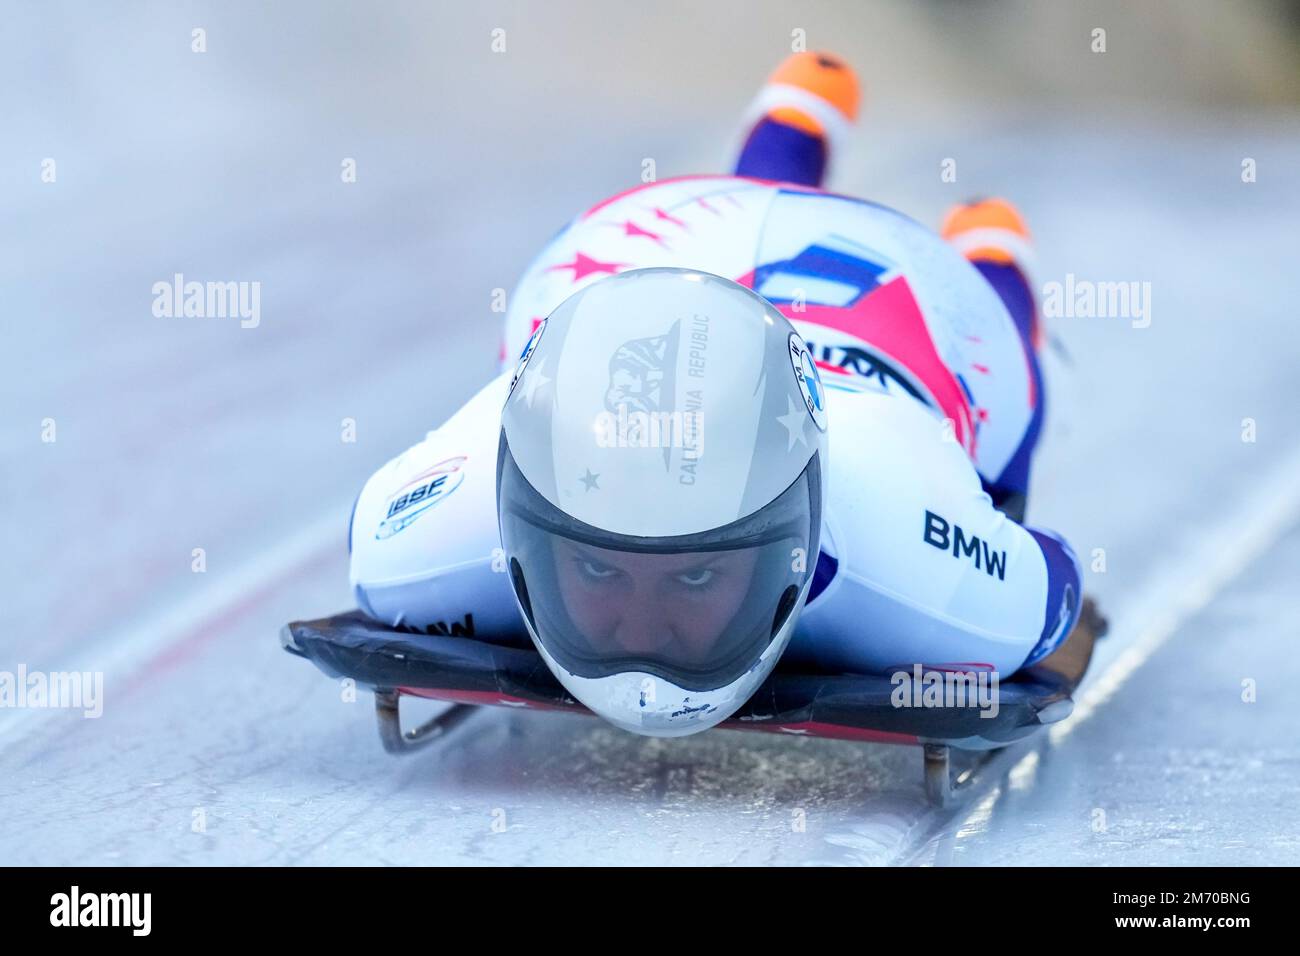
[281,599,1106,807]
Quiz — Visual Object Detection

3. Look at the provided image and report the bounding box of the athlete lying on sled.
[344,52,1084,737]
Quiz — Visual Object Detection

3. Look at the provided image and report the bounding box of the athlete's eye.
[577,559,621,581]
[675,567,716,589]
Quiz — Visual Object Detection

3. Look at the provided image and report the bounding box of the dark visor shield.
[497,435,822,691]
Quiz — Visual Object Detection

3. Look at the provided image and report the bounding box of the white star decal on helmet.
[516,357,551,408]
[776,394,809,451]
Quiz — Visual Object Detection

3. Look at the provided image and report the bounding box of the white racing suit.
[349,176,1082,678]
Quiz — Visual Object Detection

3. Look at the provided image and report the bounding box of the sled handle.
[374,689,477,754]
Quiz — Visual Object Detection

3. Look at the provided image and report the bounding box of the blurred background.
[3,1,1299,865]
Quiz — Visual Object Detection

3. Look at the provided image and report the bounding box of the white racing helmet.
[496,268,828,737]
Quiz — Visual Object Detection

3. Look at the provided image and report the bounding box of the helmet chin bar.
[518,573,813,738]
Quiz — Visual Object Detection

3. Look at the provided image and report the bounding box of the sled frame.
[374,687,975,807]
[922,743,988,808]
[374,689,478,753]
[287,600,1108,807]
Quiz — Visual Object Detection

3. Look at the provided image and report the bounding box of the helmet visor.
[498,435,821,691]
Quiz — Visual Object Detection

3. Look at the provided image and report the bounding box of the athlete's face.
[551,538,760,665]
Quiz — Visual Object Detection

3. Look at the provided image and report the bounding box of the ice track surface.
[3,6,1300,865]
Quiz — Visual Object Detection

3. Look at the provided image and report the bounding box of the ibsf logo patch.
[788,332,827,431]
[507,317,547,401]
[375,456,467,539]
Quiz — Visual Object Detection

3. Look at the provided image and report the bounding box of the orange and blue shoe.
[942,197,1042,350]
[941,197,1035,268]
[735,52,862,188]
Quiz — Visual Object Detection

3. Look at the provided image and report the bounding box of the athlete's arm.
[348,373,528,643]
[790,387,1081,676]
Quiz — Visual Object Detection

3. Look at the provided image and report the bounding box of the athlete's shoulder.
[573,174,781,220]
[795,389,1052,674]
[350,373,509,580]
[502,176,784,370]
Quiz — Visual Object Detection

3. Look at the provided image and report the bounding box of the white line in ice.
[948,440,1300,839]
[1053,439,1300,743]
[0,504,351,755]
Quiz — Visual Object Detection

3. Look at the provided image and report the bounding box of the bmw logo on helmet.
[788,332,827,431]
[507,317,548,400]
